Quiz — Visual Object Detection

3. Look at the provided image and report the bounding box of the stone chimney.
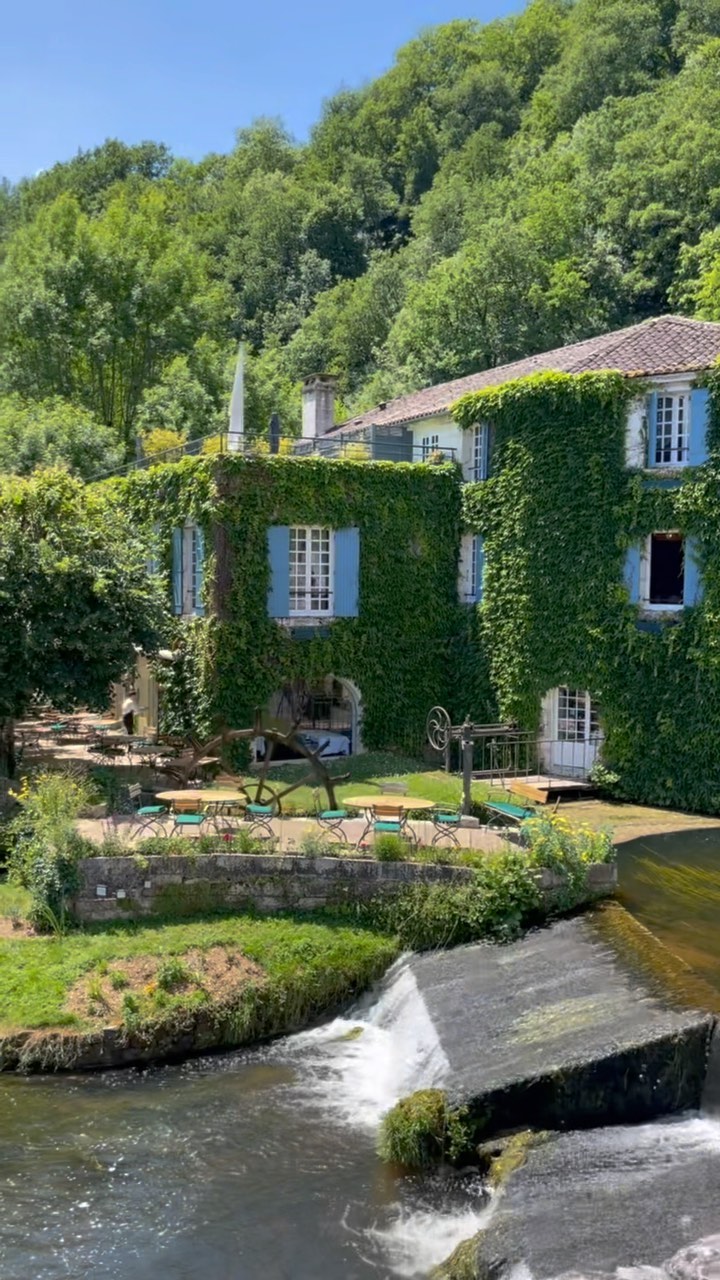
[302,374,337,438]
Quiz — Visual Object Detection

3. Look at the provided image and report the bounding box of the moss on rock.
[377,1088,473,1168]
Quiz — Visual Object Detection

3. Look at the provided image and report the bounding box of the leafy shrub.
[588,762,622,798]
[344,846,544,949]
[374,834,407,862]
[377,1089,472,1167]
[156,957,191,991]
[7,770,93,929]
[298,828,343,858]
[87,766,124,813]
[523,813,615,868]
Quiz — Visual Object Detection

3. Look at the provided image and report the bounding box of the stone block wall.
[71,854,617,922]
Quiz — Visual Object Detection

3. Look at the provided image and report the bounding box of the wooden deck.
[479,774,595,805]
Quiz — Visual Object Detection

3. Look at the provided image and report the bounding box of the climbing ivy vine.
[108,454,474,754]
[454,369,720,813]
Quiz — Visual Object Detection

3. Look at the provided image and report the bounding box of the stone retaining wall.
[72,854,617,922]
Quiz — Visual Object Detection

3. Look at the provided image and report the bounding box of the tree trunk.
[0,718,16,779]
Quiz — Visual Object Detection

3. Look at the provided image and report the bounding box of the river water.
[0,960,488,1279]
[4,833,720,1280]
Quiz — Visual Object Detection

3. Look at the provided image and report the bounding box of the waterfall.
[284,955,450,1128]
[280,957,487,1277]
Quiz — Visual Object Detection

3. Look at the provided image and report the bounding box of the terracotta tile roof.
[330,316,720,434]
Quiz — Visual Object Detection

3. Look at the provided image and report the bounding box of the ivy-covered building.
[118,314,720,812]
[114,450,464,760]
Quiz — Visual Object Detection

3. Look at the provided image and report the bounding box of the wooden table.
[343,795,437,813]
[156,789,247,808]
[344,794,437,849]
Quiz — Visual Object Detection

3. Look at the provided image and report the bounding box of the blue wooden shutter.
[646,392,658,467]
[171,528,183,615]
[474,535,485,603]
[683,537,702,606]
[689,388,710,466]
[333,528,360,617]
[624,544,641,603]
[193,527,205,616]
[267,526,290,617]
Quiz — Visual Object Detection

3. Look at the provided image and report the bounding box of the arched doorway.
[256,676,363,760]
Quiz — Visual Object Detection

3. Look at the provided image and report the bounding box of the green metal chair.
[430,806,462,847]
[171,811,207,836]
[127,783,169,836]
[371,803,418,850]
[244,802,275,839]
[313,790,349,842]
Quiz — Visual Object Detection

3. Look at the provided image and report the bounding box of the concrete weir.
[408,911,716,1139]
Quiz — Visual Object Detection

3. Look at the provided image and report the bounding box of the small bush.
[588,761,622,798]
[299,828,342,858]
[7,769,93,929]
[121,992,141,1028]
[377,1089,472,1168]
[374,834,407,862]
[110,970,129,991]
[157,957,192,991]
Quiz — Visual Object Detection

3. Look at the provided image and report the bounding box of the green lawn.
[255,750,500,814]
[0,911,398,1035]
[0,881,31,918]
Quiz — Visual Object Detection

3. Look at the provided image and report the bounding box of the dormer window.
[652,394,688,467]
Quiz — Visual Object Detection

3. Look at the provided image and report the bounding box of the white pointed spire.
[228,342,245,452]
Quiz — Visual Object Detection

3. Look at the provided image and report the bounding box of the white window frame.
[555,687,601,744]
[640,531,685,612]
[289,526,334,617]
[652,392,689,467]
[421,433,440,460]
[181,521,194,616]
[191,526,203,613]
[471,423,490,481]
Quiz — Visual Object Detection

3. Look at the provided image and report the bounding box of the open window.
[647,532,684,608]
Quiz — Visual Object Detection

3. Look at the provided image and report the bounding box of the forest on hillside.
[3,0,720,475]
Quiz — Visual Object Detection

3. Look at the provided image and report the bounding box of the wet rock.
[473,1118,720,1277]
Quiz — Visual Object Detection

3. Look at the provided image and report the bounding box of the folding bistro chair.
[127,783,169,836]
[313,789,349,843]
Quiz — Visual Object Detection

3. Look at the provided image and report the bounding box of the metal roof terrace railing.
[90,430,457,482]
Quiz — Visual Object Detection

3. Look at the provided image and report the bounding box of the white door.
[547,686,602,777]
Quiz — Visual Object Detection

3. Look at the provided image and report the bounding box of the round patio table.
[156,789,247,808]
[344,794,437,849]
[343,795,437,812]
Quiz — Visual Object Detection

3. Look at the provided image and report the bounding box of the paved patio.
[75,813,509,854]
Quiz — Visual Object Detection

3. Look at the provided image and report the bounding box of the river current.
[2,834,720,1279]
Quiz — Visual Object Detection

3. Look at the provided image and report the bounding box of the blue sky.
[2,0,518,184]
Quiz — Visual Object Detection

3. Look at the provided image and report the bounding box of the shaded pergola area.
[157,716,349,814]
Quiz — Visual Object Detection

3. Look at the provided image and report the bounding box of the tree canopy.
[3,0,720,461]
[0,470,163,768]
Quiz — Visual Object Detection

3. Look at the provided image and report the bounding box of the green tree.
[0,469,164,773]
[0,189,230,450]
[0,395,122,479]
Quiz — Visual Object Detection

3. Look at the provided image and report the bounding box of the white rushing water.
[284,955,451,1128]
[281,955,489,1276]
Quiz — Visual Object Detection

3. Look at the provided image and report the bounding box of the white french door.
[547,686,602,777]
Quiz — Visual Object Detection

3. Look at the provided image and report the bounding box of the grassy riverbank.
[0,908,399,1069]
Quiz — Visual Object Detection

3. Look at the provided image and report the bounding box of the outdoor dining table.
[343,794,437,848]
[343,795,437,813]
[155,789,247,809]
